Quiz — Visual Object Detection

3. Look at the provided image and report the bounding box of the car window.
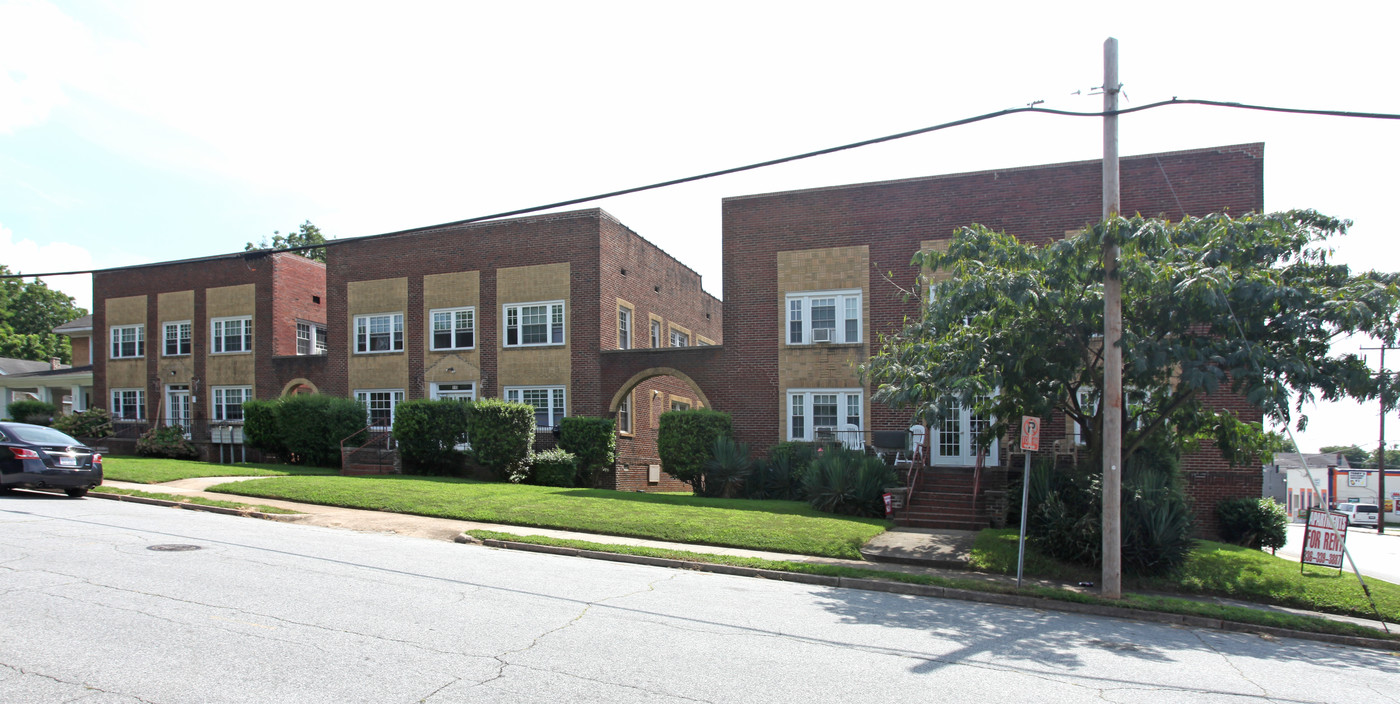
[1338,505,1353,512]
[1356,504,1379,513]
[5,425,81,445]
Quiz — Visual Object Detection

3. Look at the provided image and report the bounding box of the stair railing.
[339,425,395,472]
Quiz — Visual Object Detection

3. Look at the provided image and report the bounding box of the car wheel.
[65,488,89,498]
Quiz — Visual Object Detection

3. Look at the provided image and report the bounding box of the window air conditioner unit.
[811,328,832,343]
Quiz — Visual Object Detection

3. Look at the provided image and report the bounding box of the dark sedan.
[0,422,103,497]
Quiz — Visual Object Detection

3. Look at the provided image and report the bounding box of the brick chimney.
[50,357,60,370]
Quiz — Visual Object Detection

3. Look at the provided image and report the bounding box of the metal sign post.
[1016,416,1040,589]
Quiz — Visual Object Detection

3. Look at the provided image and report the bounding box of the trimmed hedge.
[465,398,535,477]
[8,399,56,425]
[393,399,472,473]
[529,448,578,487]
[657,409,732,493]
[1217,497,1289,550]
[241,395,366,466]
[559,416,615,487]
[242,399,284,455]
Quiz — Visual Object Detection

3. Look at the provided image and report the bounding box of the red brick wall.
[270,255,327,357]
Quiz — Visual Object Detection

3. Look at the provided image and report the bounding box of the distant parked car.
[1336,502,1380,528]
[0,422,103,497]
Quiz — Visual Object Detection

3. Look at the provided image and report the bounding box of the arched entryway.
[279,378,320,397]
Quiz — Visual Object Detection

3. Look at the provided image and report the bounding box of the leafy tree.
[0,264,86,364]
[245,221,327,262]
[1369,447,1400,469]
[1264,431,1299,457]
[863,211,1400,473]
[1319,444,1369,467]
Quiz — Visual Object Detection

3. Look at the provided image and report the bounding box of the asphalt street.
[2,493,1396,703]
[1276,523,1400,585]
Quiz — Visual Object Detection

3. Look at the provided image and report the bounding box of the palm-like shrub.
[803,448,896,517]
[702,437,752,498]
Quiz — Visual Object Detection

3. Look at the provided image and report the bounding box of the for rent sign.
[1301,510,1348,570]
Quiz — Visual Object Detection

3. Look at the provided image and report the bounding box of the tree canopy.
[862,211,1400,470]
[245,221,327,262]
[1319,444,1370,467]
[0,265,86,364]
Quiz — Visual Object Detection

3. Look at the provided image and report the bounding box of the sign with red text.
[1019,416,1040,452]
[1301,510,1348,570]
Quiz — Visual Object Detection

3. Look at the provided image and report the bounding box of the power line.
[6,97,1399,281]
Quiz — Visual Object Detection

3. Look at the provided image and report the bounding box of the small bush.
[466,398,535,478]
[657,409,732,493]
[747,441,819,500]
[393,399,472,473]
[277,395,368,466]
[803,448,896,518]
[701,437,752,498]
[1217,497,1289,551]
[559,416,616,487]
[135,425,199,459]
[528,448,578,487]
[53,408,113,439]
[8,399,57,425]
[242,399,284,455]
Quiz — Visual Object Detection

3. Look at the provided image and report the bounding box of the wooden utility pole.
[1362,344,1396,535]
[1101,37,1123,598]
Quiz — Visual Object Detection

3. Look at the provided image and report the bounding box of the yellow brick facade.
[156,291,195,385]
[348,277,409,392]
[497,263,571,404]
[423,271,482,394]
[104,295,147,390]
[205,284,256,389]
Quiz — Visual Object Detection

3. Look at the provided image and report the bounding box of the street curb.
[86,490,301,522]
[468,535,1400,653]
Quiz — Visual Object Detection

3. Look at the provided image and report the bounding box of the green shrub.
[1217,497,1289,551]
[528,448,578,487]
[702,437,752,498]
[8,399,57,425]
[747,441,819,500]
[277,395,368,466]
[559,416,616,487]
[466,398,535,478]
[803,447,896,518]
[135,425,199,459]
[242,399,284,455]
[393,399,472,473]
[53,408,113,439]
[657,409,732,493]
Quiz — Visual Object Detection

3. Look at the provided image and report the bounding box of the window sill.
[210,351,253,356]
[354,350,405,355]
[110,357,145,361]
[785,342,864,349]
[429,347,477,353]
[504,343,566,350]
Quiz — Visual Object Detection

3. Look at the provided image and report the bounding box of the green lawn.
[970,527,1400,623]
[93,486,300,514]
[102,456,338,484]
[209,474,889,559]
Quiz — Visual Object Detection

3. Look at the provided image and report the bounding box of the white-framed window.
[211,316,253,354]
[212,386,252,422]
[163,321,191,357]
[650,319,662,347]
[932,394,999,466]
[670,329,690,347]
[618,393,633,435]
[296,322,327,355]
[431,382,476,401]
[618,306,632,349]
[787,388,863,441]
[786,289,861,345]
[429,307,475,351]
[505,385,566,431]
[670,399,691,411]
[110,325,144,359]
[110,388,145,421]
[355,389,404,428]
[355,313,404,353]
[504,301,565,347]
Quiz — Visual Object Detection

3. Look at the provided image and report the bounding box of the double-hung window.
[787,388,863,441]
[110,389,145,421]
[212,316,252,354]
[505,386,565,431]
[110,325,144,359]
[212,386,252,422]
[617,393,633,435]
[504,301,564,347]
[163,322,191,356]
[786,290,861,344]
[618,305,632,349]
[355,389,404,428]
[430,307,475,351]
[670,329,689,347]
[650,319,662,347]
[355,313,404,353]
[296,322,327,355]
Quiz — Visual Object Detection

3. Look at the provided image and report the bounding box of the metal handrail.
[339,424,395,471]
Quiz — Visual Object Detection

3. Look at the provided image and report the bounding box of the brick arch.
[278,378,320,397]
[607,367,711,413]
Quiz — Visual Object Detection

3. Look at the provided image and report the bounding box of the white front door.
[166,385,191,434]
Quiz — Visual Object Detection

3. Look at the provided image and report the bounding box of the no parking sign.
[1020,416,1040,452]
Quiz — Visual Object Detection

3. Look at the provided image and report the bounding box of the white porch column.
[70,385,86,412]
[37,387,53,404]
[0,390,9,421]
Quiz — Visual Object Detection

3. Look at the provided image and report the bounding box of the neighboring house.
[0,321,94,419]
[322,208,721,491]
[91,251,327,455]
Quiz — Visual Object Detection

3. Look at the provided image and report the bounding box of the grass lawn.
[209,474,889,559]
[970,528,1400,623]
[92,486,300,514]
[102,456,339,484]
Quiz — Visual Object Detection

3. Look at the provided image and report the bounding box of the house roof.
[0,357,56,375]
[1270,452,1350,471]
[53,314,92,334]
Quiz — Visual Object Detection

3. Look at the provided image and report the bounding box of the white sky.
[2,0,1396,453]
